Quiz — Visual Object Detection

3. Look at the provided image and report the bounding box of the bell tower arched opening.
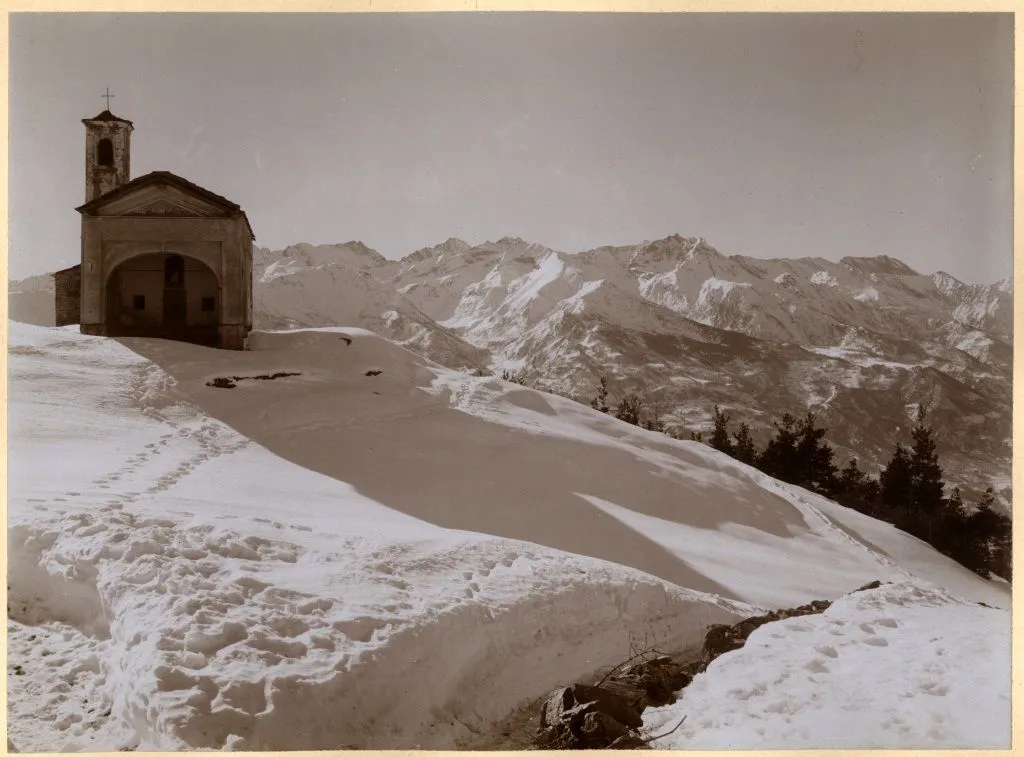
[97,138,114,167]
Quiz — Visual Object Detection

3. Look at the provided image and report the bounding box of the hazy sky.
[8,12,1013,283]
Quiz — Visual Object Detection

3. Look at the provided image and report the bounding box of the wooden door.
[163,289,187,334]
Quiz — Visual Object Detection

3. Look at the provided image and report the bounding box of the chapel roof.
[75,170,255,240]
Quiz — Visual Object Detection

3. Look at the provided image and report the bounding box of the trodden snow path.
[7,324,750,751]
[7,322,1010,750]
[643,582,1011,749]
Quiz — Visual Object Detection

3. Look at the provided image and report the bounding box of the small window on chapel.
[201,297,216,312]
[97,139,114,167]
[132,295,146,310]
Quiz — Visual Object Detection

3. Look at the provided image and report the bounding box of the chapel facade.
[67,107,255,350]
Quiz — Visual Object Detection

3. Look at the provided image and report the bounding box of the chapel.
[62,101,255,350]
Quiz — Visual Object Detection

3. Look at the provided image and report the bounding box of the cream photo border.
[0,2,1018,756]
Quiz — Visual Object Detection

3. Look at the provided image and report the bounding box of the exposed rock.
[701,623,745,664]
[600,677,648,711]
[854,580,885,593]
[536,682,645,749]
[615,655,693,707]
[570,683,643,728]
[533,595,837,749]
[538,686,574,730]
[578,708,630,748]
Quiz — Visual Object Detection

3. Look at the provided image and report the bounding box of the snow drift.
[6,322,1010,750]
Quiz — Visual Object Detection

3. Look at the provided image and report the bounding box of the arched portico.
[104,252,220,346]
[77,167,255,350]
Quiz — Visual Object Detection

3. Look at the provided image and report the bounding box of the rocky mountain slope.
[253,243,488,371]
[256,235,1012,501]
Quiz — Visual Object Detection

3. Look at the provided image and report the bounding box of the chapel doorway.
[105,252,220,346]
[162,255,188,336]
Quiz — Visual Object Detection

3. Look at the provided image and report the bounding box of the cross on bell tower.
[102,88,114,109]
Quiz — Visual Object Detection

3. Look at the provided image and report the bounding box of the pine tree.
[968,487,1012,580]
[839,457,867,491]
[990,508,1012,582]
[732,423,758,465]
[795,412,839,494]
[709,405,734,456]
[758,413,801,484]
[501,369,528,386]
[642,417,666,433]
[908,408,945,540]
[948,486,965,512]
[934,487,971,564]
[836,457,879,515]
[614,394,643,426]
[589,376,610,413]
[879,443,914,523]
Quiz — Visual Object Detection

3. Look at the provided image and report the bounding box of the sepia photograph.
[5,9,1013,752]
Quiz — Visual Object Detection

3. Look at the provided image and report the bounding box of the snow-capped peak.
[840,255,919,276]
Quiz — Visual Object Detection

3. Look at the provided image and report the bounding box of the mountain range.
[9,234,1012,502]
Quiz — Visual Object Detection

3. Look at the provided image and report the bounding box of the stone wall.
[54,265,81,326]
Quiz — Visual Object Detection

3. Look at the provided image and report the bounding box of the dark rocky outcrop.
[536,683,646,750]
[699,599,833,667]
[533,592,850,749]
[206,371,301,389]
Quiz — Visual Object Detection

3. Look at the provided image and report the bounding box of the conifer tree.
[642,416,666,433]
[990,508,1012,582]
[839,457,867,491]
[879,443,914,521]
[795,412,839,494]
[614,394,643,426]
[732,422,758,465]
[836,457,879,514]
[935,487,971,564]
[908,408,945,537]
[968,487,1012,579]
[758,413,801,485]
[947,486,965,512]
[641,395,666,433]
[589,376,610,413]
[709,405,734,456]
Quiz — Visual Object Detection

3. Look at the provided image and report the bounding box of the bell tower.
[82,90,133,203]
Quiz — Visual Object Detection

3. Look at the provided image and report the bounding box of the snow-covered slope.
[7,323,1009,750]
[644,581,1010,749]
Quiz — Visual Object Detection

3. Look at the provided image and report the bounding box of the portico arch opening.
[105,252,220,346]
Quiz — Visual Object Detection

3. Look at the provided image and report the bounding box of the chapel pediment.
[99,186,230,218]
[76,171,250,227]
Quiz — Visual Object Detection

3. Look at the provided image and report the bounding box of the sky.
[7,12,1013,283]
